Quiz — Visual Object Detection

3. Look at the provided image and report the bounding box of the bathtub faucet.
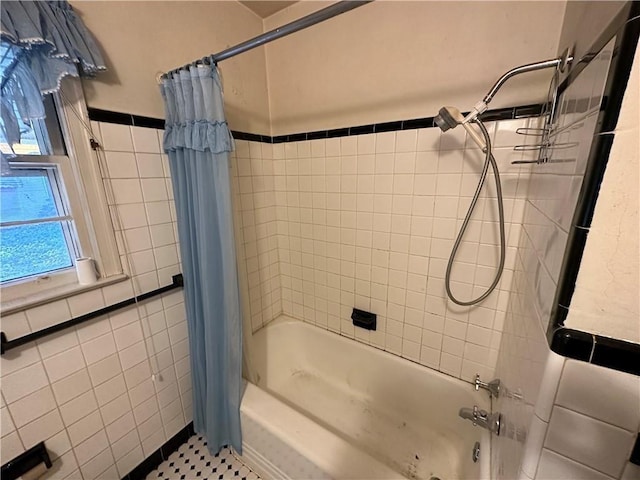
[459,406,501,436]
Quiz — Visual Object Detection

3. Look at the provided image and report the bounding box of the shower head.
[434,105,486,150]
[434,106,464,132]
[433,53,573,150]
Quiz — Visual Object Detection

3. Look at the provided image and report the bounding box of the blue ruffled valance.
[160,64,234,154]
[0,0,105,155]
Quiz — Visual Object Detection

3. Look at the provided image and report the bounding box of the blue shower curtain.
[160,63,242,454]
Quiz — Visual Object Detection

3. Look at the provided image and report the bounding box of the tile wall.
[0,122,191,479]
[230,142,282,335]
[492,36,640,480]
[231,118,543,382]
[534,360,639,480]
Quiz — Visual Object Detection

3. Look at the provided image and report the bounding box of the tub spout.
[459,405,501,435]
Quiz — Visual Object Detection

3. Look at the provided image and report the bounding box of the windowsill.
[1,274,129,316]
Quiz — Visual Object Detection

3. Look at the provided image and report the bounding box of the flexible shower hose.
[444,119,506,306]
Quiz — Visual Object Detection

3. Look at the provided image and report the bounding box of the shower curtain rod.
[160,0,373,79]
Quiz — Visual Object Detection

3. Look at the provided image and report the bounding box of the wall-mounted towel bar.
[0,274,183,355]
[1,441,51,480]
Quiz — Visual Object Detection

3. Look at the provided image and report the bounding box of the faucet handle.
[471,405,489,426]
[471,405,479,425]
[475,374,501,398]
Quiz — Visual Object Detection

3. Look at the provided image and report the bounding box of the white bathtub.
[240,316,491,480]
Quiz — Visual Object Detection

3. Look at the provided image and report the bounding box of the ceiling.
[239,1,297,18]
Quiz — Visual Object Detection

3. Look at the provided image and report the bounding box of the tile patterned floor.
[147,435,261,480]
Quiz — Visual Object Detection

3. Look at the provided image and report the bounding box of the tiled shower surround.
[231,117,541,381]
[0,122,190,479]
[492,39,640,480]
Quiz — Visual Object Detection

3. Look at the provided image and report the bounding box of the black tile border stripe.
[123,422,194,480]
[88,108,165,130]
[550,328,640,377]
[88,103,545,144]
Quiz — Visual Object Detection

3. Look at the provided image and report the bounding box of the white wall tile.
[119,341,148,371]
[105,151,139,178]
[45,429,72,461]
[26,300,71,332]
[145,201,172,225]
[60,390,99,427]
[51,369,92,406]
[1,312,31,339]
[100,394,132,426]
[94,374,127,406]
[81,332,117,366]
[96,464,119,480]
[8,386,57,428]
[621,462,640,480]
[149,223,175,247]
[44,347,86,383]
[73,429,109,466]
[112,429,140,464]
[110,179,144,205]
[114,322,144,351]
[105,411,135,444]
[18,409,64,449]
[534,351,565,422]
[87,354,122,388]
[67,410,104,446]
[100,123,134,152]
[102,280,136,306]
[131,127,161,153]
[79,446,115,479]
[536,449,615,480]
[556,360,640,432]
[521,414,549,478]
[545,406,634,477]
[2,362,49,404]
[112,203,148,231]
[1,431,24,464]
[141,178,168,202]
[133,396,158,425]
[1,405,15,435]
[117,444,144,477]
[46,451,80,480]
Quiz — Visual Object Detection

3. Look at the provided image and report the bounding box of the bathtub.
[240,316,491,480]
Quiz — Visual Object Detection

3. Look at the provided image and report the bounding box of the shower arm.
[463,48,573,124]
[483,58,562,104]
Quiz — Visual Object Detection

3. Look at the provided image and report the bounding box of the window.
[1,70,122,308]
[1,92,78,282]
[1,167,76,282]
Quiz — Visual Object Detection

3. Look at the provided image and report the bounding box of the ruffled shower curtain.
[160,64,243,454]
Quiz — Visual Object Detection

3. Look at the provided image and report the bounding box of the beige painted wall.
[264,1,566,135]
[71,1,271,134]
[566,42,640,344]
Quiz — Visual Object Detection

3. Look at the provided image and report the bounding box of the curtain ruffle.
[160,63,234,155]
[163,120,234,154]
[0,1,105,159]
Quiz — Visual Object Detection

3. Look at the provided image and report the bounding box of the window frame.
[1,77,123,310]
